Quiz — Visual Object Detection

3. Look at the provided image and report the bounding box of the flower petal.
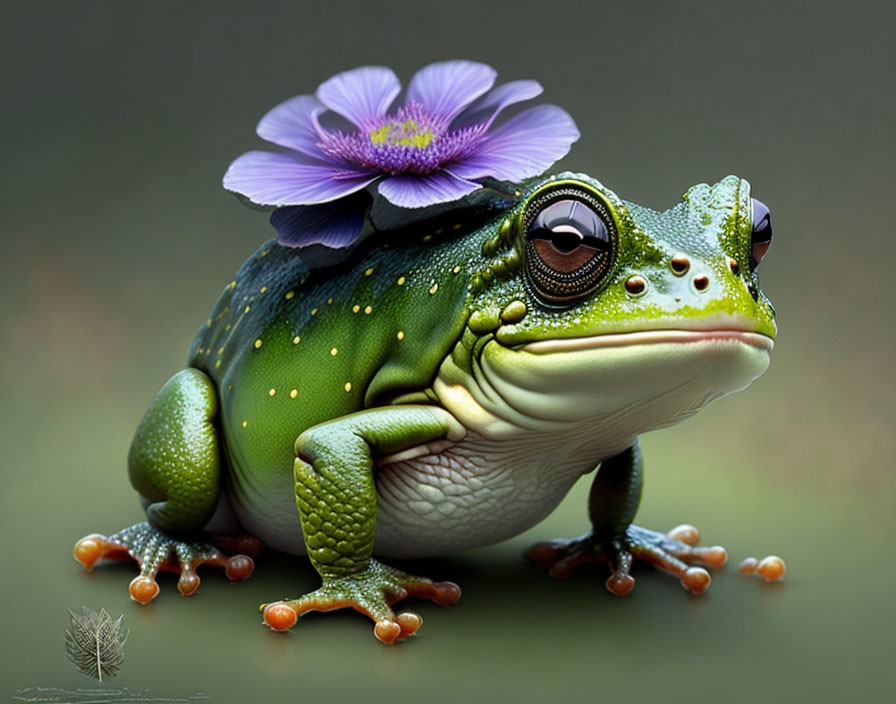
[377,170,481,208]
[223,150,378,206]
[316,66,400,129]
[270,193,369,248]
[406,60,497,124]
[448,105,580,182]
[256,95,326,157]
[452,80,543,130]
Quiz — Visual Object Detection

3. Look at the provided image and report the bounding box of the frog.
[74,171,775,644]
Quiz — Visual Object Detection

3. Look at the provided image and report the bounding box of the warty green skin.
[101,172,775,635]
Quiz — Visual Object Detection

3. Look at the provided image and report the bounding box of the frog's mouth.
[521,329,774,355]
[464,323,773,436]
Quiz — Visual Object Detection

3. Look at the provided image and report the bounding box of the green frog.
[74,172,775,644]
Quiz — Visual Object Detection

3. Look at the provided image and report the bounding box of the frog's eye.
[524,194,617,305]
[750,198,773,271]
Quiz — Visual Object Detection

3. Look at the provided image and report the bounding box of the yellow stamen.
[368,120,433,149]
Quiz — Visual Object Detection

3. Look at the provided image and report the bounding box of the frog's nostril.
[693,274,710,292]
[625,275,648,296]
[670,254,690,275]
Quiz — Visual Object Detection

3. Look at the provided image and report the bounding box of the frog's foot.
[74,522,256,603]
[261,559,461,644]
[526,523,727,597]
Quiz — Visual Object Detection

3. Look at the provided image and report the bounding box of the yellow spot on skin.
[198,347,204,354]
[292,335,301,345]
[241,420,248,428]
[453,265,461,274]
[327,297,333,304]
[397,276,406,286]
[435,228,444,234]
[268,388,276,397]
[311,308,318,316]
[254,339,263,349]
[285,291,295,300]
[225,323,232,331]
[452,223,462,230]
[215,360,222,368]
[229,281,236,290]
[429,283,439,295]
[260,249,270,257]
[397,331,405,340]
[364,305,373,315]
[422,234,432,242]
[500,300,528,325]
[260,286,267,294]
[344,382,352,392]
[364,267,375,277]
[330,347,338,356]
[218,346,225,355]
[206,319,212,328]
[290,389,298,399]
[244,305,251,314]
[352,304,361,313]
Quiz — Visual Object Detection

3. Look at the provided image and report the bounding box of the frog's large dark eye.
[524,191,617,305]
[750,198,773,271]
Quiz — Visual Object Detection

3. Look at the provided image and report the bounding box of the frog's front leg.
[73,369,257,602]
[261,405,464,644]
[526,439,728,596]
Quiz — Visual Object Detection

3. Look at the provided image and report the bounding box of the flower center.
[368,119,433,149]
[318,101,485,176]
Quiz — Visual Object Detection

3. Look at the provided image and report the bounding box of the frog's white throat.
[433,331,771,454]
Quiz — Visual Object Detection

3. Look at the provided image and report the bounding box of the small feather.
[64,606,128,681]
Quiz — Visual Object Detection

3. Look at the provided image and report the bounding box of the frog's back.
[188,188,520,456]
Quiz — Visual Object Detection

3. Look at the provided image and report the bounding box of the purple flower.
[223,60,580,248]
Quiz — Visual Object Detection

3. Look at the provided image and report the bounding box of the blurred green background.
[1,1,893,702]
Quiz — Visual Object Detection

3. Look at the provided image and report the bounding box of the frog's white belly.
[374,430,603,557]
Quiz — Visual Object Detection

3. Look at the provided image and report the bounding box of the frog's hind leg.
[74,368,257,602]
[525,439,728,596]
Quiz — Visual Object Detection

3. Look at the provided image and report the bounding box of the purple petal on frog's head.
[316,66,401,130]
[377,169,481,209]
[223,150,379,207]
[452,80,544,131]
[448,105,580,183]
[270,192,369,248]
[256,95,327,157]
[406,60,497,124]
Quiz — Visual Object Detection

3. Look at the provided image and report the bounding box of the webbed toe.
[74,522,255,603]
[261,558,460,643]
[526,522,728,597]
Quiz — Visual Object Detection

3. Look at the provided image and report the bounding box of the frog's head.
[445,173,776,443]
